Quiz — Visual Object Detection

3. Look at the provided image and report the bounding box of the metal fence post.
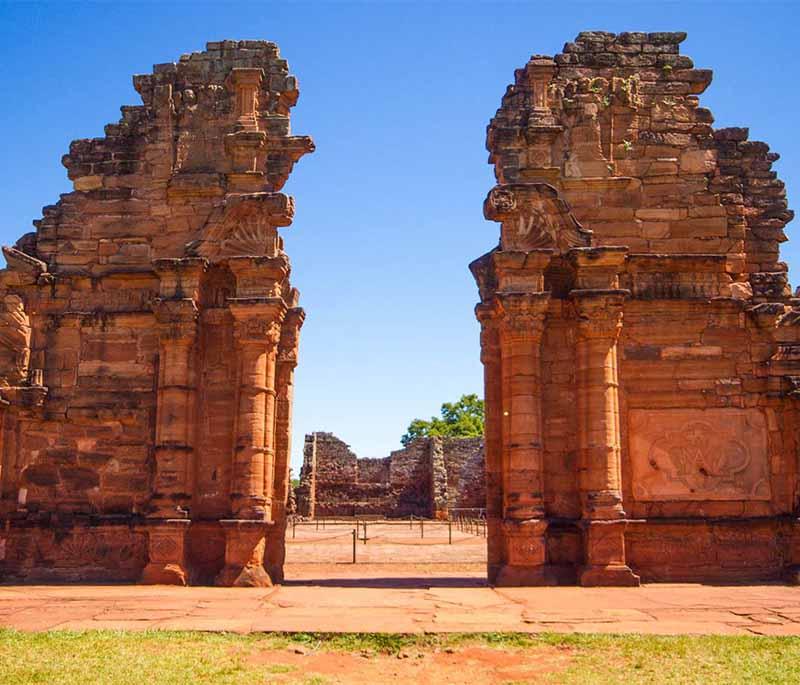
[448,519,452,544]
[352,528,356,563]
[421,518,424,539]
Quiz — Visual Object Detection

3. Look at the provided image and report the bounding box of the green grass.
[0,630,799,684]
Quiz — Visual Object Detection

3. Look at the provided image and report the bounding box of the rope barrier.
[294,532,483,547]
[286,531,356,544]
[353,536,484,546]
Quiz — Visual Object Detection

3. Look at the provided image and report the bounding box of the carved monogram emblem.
[489,187,516,212]
[630,410,771,501]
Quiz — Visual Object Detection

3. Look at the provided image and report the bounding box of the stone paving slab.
[1,579,800,635]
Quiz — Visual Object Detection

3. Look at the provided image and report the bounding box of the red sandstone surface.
[1,30,799,590]
[0,40,312,587]
[472,30,799,586]
[2,576,800,635]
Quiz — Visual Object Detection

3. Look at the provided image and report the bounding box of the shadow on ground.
[282,576,489,589]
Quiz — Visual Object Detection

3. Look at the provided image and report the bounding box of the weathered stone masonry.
[473,31,800,585]
[295,433,485,519]
[0,40,313,585]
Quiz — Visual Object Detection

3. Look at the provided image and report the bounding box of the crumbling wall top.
[484,30,792,292]
[21,40,314,275]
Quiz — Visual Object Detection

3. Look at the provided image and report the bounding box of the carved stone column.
[215,305,282,588]
[224,68,267,190]
[217,255,287,587]
[229,304,283,520]
[264,306,304,583]
[495,291,550,585]
[0,398,12,516]
[151,299,199,517]
[476,302,504,582]
[144,258,205,585]
[569,247,639,586]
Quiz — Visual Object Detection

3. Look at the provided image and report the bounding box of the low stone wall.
[295,433,485,518]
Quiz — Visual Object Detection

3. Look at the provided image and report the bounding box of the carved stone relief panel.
[0,294,31,386]
[629,409,770,501]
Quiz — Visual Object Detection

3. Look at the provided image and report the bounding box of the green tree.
[401,394,484,446]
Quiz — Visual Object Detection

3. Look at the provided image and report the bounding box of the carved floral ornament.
[0,293,31,386]
[234,318,282,345]
[496,292,550,337]
[571,295,626,340]
[475,303,501,364]
[185,193,294,259]
[484,183,592,253]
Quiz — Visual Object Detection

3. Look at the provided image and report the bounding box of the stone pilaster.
[151,258,205,519]
[265,306,304,583]
[227,256,288,522]
[476,302,504,582]
[497,292,550,520]
[224,68,268,190]
[495,291,550,585]
[0,398,12,517]
[216,300,283,588]
[569,247,639,586]
[229,303,283,520]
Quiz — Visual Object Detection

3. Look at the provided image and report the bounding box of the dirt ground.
[248,644,574,685]
[285,520,487,565]
[284,561,487,586]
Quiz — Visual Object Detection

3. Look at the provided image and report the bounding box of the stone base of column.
[231,496,269,521]
[579,519,640,587]
[785,519,800,584]
[579,564,640,586]
[492,518,549,586]
[263,516,287,584]
[140,519,191,586]
[215,520,273,587]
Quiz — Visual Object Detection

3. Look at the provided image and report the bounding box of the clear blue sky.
[1,1,798,473]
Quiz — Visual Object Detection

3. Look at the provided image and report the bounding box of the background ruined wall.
[295,432,485,518]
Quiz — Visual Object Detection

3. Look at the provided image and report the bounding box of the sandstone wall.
[442,437,486,510]
[473,31,800,586]
[295,433,485,518]
[0,40,313,586]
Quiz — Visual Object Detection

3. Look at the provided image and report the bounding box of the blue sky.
[1,1,798,472]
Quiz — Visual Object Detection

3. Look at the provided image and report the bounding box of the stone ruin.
[472,31,799,585]
[0,40,313,585]
[2,30,800,589]
[295,432,485,519]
